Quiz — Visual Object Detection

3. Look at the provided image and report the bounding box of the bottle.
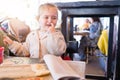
[0,47,4,64]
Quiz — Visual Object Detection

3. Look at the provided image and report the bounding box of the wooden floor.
[73,54,106,80]
[85,55,105,76]
[85,55,106,80]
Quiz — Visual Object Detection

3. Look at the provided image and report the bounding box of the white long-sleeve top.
[8,29,66,58]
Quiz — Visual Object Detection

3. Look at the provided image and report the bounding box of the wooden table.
[0,57,52,80]
[0,56,86,80]
[74,31,90,36]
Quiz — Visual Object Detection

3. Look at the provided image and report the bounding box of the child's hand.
[48,23,55,33]
[3,36,13,45]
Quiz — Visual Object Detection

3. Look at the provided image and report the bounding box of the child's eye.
[52,16,57,20]
[52,17,57,19]
[44,16,48,19]
[43,16,57,20]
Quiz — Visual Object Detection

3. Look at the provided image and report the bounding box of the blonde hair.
[36,3,59,20]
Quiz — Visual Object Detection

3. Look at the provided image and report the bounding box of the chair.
[66,41,78,60]
[80,35,99,63]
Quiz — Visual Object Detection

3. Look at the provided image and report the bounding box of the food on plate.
[31,64,50,76]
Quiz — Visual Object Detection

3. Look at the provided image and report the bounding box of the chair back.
[66,41,78,60]
[66,41,78,53]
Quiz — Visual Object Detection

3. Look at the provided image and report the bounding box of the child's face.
[38,7,58,30]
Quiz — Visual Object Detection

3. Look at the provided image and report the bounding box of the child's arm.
[3,36,30,57]
[46,30,66,56]
[3,36,13,45]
